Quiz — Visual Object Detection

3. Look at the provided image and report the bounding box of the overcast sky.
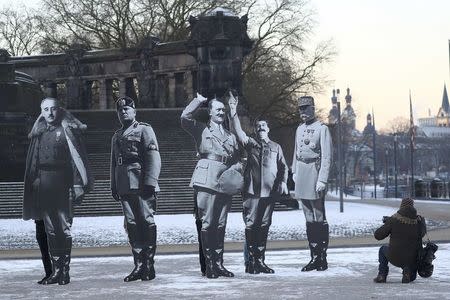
[1,0,449,130]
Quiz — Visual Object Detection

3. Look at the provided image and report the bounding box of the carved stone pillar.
[65,78,82,109]
[43,82,57,98]
[98,79,107,109]
[167,73,176,107]
[119,77,127,97]
[184,72,194,102]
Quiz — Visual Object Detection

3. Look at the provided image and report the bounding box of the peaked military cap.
[298,96,315,107]
[116,96,136,110]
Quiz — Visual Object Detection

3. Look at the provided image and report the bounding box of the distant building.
[418,84,450,137]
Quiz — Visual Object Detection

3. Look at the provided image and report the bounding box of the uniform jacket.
[181,98,240,193]
[292,120,332,200]
[374,206,427,268]
[110,120,161,197]
[23,109,94,220]
[241,136,288,198]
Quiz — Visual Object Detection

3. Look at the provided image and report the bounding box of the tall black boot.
[196,219,206,276]
[245,228,260,274]
[301,222,319,272]
[42,255,63,285]
[58,252,71,285]
[124,249,145,282]
[316,222,329,271]
[141,225,157,281]
[215,227,234,277]
[124,224,145,282]
[36,220,52,284]
[257,226,274,274]
[201,230,219,279]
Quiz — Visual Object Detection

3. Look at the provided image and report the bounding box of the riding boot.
[316,222,329,271]
[141,225,157,281]
[301,222,319,272]
[201,230,219,279]
[58,252,71,285]
[245,228,260,274]
[124,248,145,282]
[257,226,274,273]
[42,255,63,285]
[196,218,206,276]
[215,227,234,277]
[36,221,52,284]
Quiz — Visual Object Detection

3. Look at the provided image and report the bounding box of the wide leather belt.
[296,156,319,164]
[200,153,231,165]
[38,163,70,171]
[117,157,141,166]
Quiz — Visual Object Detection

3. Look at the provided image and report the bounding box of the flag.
[409,91,416,150]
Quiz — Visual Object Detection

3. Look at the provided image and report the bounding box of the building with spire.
[418,84,450,137]
[341,88,357,131]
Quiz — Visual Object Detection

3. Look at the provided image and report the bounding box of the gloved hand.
[279,182,289,195]
[316,181,326,192]
[142,185,156,199]
[111,189,121,201]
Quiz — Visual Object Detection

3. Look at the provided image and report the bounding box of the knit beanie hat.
[400,198,414,209]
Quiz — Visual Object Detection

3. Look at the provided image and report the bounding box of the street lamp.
[334,88,344,212]
[385,148,389,197]
[393,134,398,198]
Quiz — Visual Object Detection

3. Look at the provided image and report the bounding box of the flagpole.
[409,91,415,197]
[372,108,377,199]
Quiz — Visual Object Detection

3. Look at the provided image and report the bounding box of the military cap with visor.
[298,96,315,107]
[116,96,136,110]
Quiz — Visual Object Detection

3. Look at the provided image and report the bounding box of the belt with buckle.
[200,153,231,165]
[38,163,70,171]
[117,157,141,165]
[296,156,319,164]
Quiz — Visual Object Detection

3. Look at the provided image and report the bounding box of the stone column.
[105,79,114,109]
[119,77,127,97]
[98,79,107,109]
[65,78,82,109]
[167,73,176,108]
[184,72,193,102]
[43,82,57,98]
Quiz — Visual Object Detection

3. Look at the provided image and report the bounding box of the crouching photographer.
[373,198,427,283]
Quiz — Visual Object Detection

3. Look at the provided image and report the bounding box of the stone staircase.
[0,109,297,218]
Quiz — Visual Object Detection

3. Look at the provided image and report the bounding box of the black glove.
[142,185,156,199]
[111,190,120,201]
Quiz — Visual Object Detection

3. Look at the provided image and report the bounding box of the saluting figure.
[111,96,161,282]
[181,93,242,279]
[292,96,332,272]
[228,92,288,274]
[23,97,93,285]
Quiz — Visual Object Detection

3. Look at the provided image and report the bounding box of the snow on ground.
[1,202,448,249]
[1,244,449,299]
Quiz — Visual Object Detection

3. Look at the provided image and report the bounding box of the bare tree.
[0,7,40,56]
[381,116,411,136]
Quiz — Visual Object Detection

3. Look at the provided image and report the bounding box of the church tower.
[436,84,450,127]
[341,87,356,130]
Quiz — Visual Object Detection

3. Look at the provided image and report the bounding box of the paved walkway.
[1,245,449,300]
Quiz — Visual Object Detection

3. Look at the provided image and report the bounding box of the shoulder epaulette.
[138,122,151,127]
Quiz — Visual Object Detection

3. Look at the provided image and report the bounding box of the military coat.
[181,98,240,193]
[292,119,332,200]
[110,120,161,197]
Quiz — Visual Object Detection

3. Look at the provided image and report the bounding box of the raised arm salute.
[228,92,288,274]
[181,93,242,279]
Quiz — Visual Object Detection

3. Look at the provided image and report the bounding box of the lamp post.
[385,148,389,198]
[394,134,398,198]
[335,89,344,212]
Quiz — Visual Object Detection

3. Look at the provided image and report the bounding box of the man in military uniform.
[181,93,242,279]
[23,97,93,285]
[292,96,332,271]
[110,96,161,282]
[228,92,288,274]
